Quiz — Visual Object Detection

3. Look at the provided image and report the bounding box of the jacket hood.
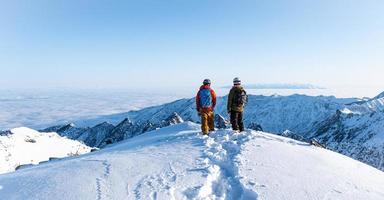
[200,85,211,90]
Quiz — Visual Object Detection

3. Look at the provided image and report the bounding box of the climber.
[196,79,217,135]
[227,77,247,132]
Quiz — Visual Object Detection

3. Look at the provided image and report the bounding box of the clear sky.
[1,0,383,90]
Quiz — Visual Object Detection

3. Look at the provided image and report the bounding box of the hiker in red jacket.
[196,79,217,135]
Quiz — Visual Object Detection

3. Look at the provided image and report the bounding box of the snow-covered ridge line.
[1,122,383,200]
[0,127,92,174]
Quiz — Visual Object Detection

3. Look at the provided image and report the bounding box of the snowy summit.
[0,122,383,200]
[0,127,92,174]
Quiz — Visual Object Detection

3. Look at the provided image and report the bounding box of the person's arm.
[227,89,233,113]
[211,89,217,108]
[242,89,248,105]
[196,90,201,112]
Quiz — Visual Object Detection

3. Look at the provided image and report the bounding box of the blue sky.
[1,0,383,89]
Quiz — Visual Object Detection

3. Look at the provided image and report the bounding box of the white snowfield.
[0,127,92,174]
[0,122,383,200]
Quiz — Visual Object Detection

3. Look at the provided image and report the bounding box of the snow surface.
[1,122,383,200]
[0,127,92,174]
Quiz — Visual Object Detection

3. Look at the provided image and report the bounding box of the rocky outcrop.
[214,114,229,129]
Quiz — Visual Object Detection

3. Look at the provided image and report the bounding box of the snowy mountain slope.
[77,122,115,147]
[41,112,185,148]
[232,95,354,135]
[343,95,384,114]
[312,97,384,171]
[73,94,357,136]
[72,98,198,127]
[0,127,92,174]
[0,123,383,200]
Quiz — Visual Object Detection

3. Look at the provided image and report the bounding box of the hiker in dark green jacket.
[227,77,247,132]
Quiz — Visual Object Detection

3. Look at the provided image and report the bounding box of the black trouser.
[230,111,244,132]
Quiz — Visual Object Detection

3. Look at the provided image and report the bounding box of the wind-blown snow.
[0,123,383,200]
[0,127,92,174]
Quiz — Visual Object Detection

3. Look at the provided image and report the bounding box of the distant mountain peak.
[119,118,133,125]
[59,123,76,130]
[373,91,384,99]
[164,112,184,125]
[97,121,114,127]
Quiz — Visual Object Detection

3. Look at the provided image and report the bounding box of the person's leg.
[238,111,244,132]
[208,111,215,132]
[230,111,239,131]
[201,112,209,134]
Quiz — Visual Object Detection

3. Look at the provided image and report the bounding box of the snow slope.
[1,123,383,200]
[312,96,384,171]
[0,127,92,174]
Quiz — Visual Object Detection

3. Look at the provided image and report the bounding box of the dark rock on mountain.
[162,112,184,126]
[0,130,12,136]
[101,118,139,146]
[247,122,263,132]
[41,123,89,140]
[77,122,115,147]
[280,130,306,142]
[214,114,229,129]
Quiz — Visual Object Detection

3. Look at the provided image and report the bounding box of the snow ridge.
[1,123,384,199]
[0,127,92,174]
[196,131,258,200]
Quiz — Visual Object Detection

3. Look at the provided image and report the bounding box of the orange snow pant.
[200,110,214,134]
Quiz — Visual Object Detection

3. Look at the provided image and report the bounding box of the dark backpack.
[233,89,247,106]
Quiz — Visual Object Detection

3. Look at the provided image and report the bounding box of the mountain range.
[5,92,382,172]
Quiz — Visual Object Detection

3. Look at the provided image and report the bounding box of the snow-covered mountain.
[67,94,357,136]
[33,93,384,172]
[41,112,185,148]
[1,92,377,173]
[0,127,92,174]
[0,123,383,200]
[312,96,384,171]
